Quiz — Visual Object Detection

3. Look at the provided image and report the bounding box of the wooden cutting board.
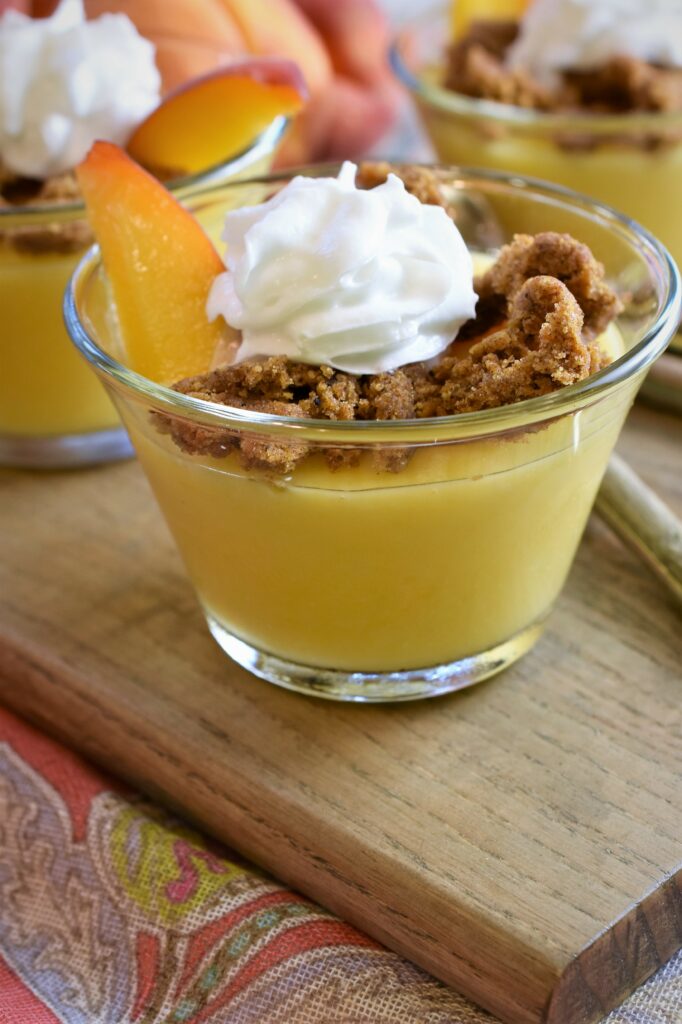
[0,404,680,1024]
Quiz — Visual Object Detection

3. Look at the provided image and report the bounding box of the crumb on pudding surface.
[475,231,621,338]
[157,165,622,475]
[445,20,682,114]
[355,161,451,208]
[445,20,550,109]
[0,168,92,253]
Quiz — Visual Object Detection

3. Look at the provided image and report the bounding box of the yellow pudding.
[117,280,626,674]
[123,377,628,674]
[0,239,118,437]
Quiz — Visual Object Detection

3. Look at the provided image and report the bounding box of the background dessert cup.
[391,7,682,329]
[65,167,679,701]
[0,114,288,470]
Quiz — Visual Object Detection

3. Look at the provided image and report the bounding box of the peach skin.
[76,142,225,384]
[82,0,246,90]
[127,60,307,178]
[218,0,331,96]
[26,0,399,164]
[277,0,401,163]
[82,0,331,97]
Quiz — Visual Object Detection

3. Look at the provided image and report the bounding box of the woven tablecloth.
[0,705,679,1023]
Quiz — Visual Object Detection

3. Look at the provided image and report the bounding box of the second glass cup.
[64,167,680,701]
[0,117,288,470]
[391,8,682,297]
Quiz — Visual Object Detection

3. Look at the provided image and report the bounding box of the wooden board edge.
[0,629,560,1024]
[547,873,682,1023]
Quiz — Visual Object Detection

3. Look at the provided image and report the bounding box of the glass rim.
[64,162,681,443]
[0,116,289,226]
[390,6,682,133]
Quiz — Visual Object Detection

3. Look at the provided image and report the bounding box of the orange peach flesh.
[127,67,306,177]
[77,142,226,384]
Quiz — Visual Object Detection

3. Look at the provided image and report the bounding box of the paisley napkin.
[0,706,679,1023]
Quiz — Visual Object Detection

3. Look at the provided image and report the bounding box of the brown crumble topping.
[356,161,449,208]
[445,19,682,120]
[0,168,79,204]
[157,211,621,475]
[356,161,480,228]
[0,168,92,254]
[476,232,622,338]
[408,275,604,417]
[563,57,682,114]
[445,20,550,109]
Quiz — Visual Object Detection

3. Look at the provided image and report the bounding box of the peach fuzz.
[82,0,331,96]
[76,143,225,385]
[82,0,246,90]
[25,0,398,166]
[127,60,307,177]
[275,0,401,163]
[217,0,331,96]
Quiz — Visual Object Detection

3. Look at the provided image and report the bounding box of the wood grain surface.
[0,404,680,1024]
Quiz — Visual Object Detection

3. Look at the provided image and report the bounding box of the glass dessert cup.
[64,168,679,702]
[0,116,288,470]
[391,6,682,352]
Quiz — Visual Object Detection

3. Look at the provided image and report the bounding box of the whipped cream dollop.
[207,162,477,375]
[0,0,161,179]
[507,0,682,85]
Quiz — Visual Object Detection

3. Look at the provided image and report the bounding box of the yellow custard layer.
[121,342,634,674]
[0,243,118,437]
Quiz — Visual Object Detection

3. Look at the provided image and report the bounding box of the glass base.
[206,614,547,703]
[0,426,133,469]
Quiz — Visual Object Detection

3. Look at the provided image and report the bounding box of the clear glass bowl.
[390,6,682,331]
[64,166,680,702]
[0,116,288,470]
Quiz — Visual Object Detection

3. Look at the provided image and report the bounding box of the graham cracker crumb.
[417,275,601,415]
[444,21,682,116]
[0,169,92,254]
[458,18,519,61]
[562,56,682,114]
[477,232,622,338]
[164,361,420,473]
[158,217,621,474]
[357,161,448,208]
[445,21,549,109]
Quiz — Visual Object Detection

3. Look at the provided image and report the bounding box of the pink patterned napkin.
[0,706,679,1023]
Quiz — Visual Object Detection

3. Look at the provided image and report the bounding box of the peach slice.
[77,142,227,385]
[126,59,307,179]
[451,0,529,39]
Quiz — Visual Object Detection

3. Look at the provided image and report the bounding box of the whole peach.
[18,0,400,163]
